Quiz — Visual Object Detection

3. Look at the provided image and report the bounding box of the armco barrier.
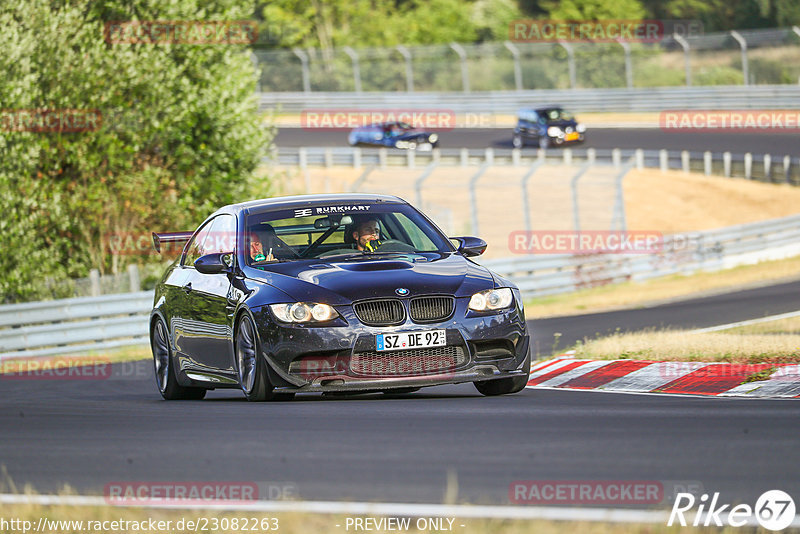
[0,292,153,360]
[259,86,800,113]
[2,215,799,359]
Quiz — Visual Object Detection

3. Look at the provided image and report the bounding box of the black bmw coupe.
[150,194,530,401]
[347,121,439,150]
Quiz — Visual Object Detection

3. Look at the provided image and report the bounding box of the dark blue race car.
[150,194,530,401]
[512,106,586,149]
[348,121,439,150]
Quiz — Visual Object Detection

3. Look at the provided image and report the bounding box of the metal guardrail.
[272,146,800,184]
[2,215,799,358]
[259,86,800,113]
[0,292,153,360]
[480,213,800,297]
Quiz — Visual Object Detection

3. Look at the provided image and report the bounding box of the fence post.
[563,148,572,165]
[681,150,690,173]
[414,162,438,206]
[703,151,712,175]
[450,43,470,93]
[350,166,375,192]
[673,34,691,87]
[407,149,416,169]
[612,148,621,168]
[570,162,592,232]
[292,48,311,93]
[342,46,362,93]
[634,149,644,170]
[659,149,668,172]
[587,148,596,164]
[764,154,771,181]
[324,148,333,168]
[460,148,469,167]
[618,40,633,89]
[396,45,414,92]
[485,147,494,166]
[730,31,748,85]
[504,41,523,91]
[611,159,634,231]
[90,269,101,297]
[784,155,791,183]
[558,41,577,88]
[723,151,731,177]
[521,160,544,233]
[127,264,140,293]
[352,147,362,169]
[469,163,490,235]
[744,152,752,179]
[378,148,387,169]
[512,148,521,166]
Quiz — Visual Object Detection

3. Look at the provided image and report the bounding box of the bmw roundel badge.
[395,288,409,296]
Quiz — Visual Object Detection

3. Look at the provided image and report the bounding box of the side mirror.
[195,252,233,274]
[451,236,487,257]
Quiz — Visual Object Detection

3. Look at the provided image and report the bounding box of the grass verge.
[571,329,800,363]
[525,254,800,319]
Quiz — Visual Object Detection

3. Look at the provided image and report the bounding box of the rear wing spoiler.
[152,231,193,253]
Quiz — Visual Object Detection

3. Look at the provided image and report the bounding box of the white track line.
[690,310,800,334]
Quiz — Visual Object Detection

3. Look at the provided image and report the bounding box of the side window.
[182,221,213,267]
[393,213,437,251]
[182,215,236,267]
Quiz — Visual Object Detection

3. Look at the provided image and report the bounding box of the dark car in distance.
[149,194,530,401]
[512,106,586,149]
[348,121,439,150]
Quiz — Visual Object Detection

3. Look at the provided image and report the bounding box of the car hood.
[545,119,578,129]
[245,253,494,304]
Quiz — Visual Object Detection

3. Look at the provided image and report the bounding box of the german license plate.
[566,132,579,141]
[376,330,446,352]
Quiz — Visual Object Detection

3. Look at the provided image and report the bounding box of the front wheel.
[235,314,274,401]
[151,318,206,400]
[512,134,523,148]
[474,352,530,396]
[538,136,550,149]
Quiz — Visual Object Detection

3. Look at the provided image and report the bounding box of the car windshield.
[538,108,573,121]
[244,202,453,265]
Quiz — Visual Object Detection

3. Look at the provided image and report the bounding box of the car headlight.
[269,303,339,323]
[576,123,586,133]
[468,288,514,312]
[428,133,438,143]
[547,126,562,137]
[395,140,409,149]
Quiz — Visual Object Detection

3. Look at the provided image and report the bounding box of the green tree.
[0,0,271,302]
[544,0,647,20]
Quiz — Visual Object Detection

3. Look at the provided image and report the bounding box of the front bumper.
[251,298,529,392]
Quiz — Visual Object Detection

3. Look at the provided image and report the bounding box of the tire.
[538,136,550,149]
[474,351,531,396]
[235,313,274,402]
[512,134,523,148]
[151,318,206,400]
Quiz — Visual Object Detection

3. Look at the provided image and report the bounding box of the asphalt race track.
[276,127,800,157]
[2,280,799,509]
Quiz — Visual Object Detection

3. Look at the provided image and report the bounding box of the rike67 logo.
[669,490,796,530]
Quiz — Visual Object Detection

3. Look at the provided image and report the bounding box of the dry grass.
[728,315,800,335]
[624,170,800,233]
[525,254,800,318]
[572,328,800,363]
